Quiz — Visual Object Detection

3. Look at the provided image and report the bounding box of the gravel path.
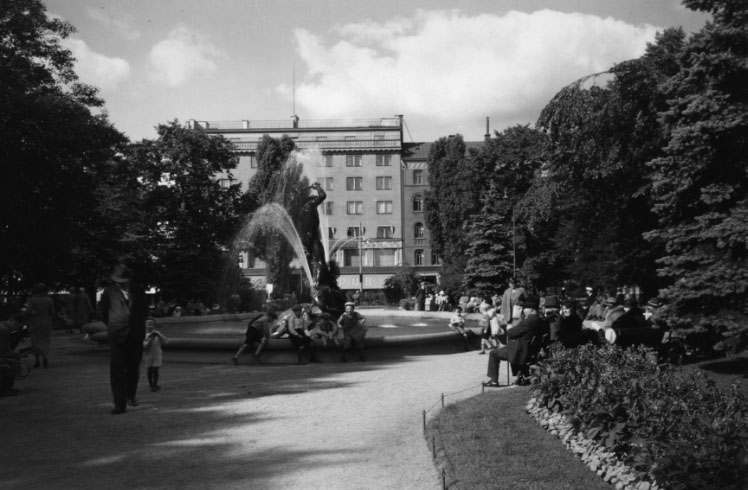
[1,331,502,490]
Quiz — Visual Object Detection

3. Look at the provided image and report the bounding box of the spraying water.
[233,203,313,287]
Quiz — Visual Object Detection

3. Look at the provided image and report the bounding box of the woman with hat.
[337,301,367,362]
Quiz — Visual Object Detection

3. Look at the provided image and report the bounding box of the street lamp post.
[358,223,364,294]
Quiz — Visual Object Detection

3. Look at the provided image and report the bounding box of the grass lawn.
[428,353,747,490]
[426,386,613,490]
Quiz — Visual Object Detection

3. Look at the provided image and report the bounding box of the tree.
[424,135,486,283]
[461,184,512,296]
[474,125,547,289]
[116,121,249,303]
[645,0,748,352]
[246,135,312,296]
[535,29,685,297]
[0,0,126,293]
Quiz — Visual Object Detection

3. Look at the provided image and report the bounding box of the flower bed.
[528,344,748,490]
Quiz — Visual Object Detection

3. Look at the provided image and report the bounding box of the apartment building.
[189,116,408,292]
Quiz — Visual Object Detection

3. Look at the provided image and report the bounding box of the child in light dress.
[143,318,167,392]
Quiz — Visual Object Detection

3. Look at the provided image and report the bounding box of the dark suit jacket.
[98,282,147,344]
[506,313,543,365]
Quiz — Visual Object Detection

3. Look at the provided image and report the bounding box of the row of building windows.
[317,176,395,191]
[321,196,423,215]
[245,154,397,169]
[328,224,424,239]
[240,247,439,269]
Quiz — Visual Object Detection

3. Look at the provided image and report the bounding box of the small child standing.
[143,317,167,392]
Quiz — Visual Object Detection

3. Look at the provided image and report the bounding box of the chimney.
[484,116,490,141]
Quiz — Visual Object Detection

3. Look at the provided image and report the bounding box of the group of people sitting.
[232,301,367,366]
[448,277,658,387]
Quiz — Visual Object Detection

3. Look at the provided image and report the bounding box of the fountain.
[228,147,347,315]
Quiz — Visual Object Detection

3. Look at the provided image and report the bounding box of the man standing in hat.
[484,295,543,387]
[98,263,148,414]
[337,302,367,362]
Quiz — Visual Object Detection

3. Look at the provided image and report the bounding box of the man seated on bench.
[483,295,543,387]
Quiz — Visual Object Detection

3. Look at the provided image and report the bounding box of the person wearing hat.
[308,311,338,351]
[98,263,148,414]
[232,309,278,365]
[337,302,367,362]
[484,295,544,387]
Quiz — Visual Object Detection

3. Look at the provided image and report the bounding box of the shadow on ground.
[1,329,461,490]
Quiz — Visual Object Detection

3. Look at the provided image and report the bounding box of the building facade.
[190,116,413,292]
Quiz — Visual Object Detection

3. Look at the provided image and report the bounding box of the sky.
[45,0,710,143]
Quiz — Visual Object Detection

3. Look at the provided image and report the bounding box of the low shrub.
[532,343,748,490]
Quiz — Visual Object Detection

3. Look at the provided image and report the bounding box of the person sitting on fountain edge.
[483,295,543,387]
[337,302,367,362]
[274,304,320,365]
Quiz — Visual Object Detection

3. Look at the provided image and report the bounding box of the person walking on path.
[232,309,277,365]
[25,282,55,368]
[98,263,148,415]
[143,317,167,392]
[337,301,367,362]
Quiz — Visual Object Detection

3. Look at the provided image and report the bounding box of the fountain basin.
[84,308,484,362]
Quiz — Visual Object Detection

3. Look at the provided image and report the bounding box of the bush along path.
[529,344,748,490]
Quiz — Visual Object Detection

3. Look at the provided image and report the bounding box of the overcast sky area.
[46,0,710,143]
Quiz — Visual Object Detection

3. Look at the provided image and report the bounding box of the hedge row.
[530,344,748,490]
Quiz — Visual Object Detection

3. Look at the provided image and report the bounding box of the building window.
[347,226,362,238]
[316,136,327,141]
[317,177,334,190]
[250,155,258,168]
[414,222,425,239]
[414,249,424,266]
[346,155,362,167]
[376,201,393,214]
[413,169,424,185]
[376,176,392,190]
[377,226,394,239]
[413,195,423,212]
[346,177,363,190]
[323,202,334,215]
[374,249,395,266]
[328,227,336,239]
[343,249,360,267]
[324,155,333,167]
[431,251,441,265]
[346,201,363,215]
[376,154,391,166]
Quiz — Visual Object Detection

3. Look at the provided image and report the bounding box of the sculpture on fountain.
[298,182,346,315]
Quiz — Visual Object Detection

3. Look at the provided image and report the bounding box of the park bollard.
[441,393,444,408]
[422,410,426,431]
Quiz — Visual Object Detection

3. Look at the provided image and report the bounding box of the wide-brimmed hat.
[110,263,132,283]
[344,301,356,307]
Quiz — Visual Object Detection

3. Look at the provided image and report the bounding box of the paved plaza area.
[1,329,500,490]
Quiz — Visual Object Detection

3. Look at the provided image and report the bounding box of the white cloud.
[62,38,131,91]
[86,8,141,41]
[148,25,222,87]
[284,9,660,139]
